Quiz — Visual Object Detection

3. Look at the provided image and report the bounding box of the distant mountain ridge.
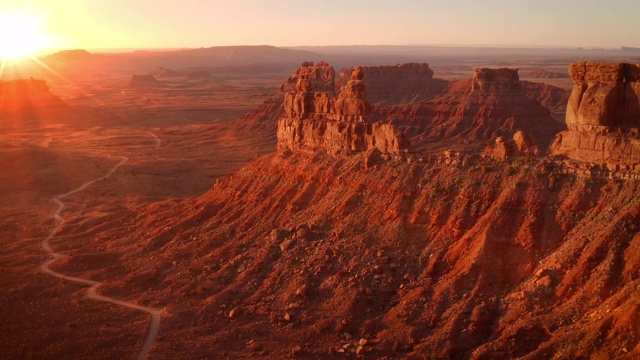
[42,46,322,74]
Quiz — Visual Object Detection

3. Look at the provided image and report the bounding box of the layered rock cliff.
[376,68,564,154]
[277,63,410,155]
[336,63,448,105]
[50,60,640,359]
[99,149,640,359]
[551,62,640,170]
[242,63,569,141]
[280,61,336,93]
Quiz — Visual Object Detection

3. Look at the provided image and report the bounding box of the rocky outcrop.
[332,66,371,122]
[486,130,539,160]
[551,62,640,169]
[374,68,564,154]
[278,62,409,155]
[129,75,158,86]
[564,62,640,128]
[280,61,335,93]
[278,117,409,155]
[337,63,448,105]
[0,78,68,120]
[472,68,521,94]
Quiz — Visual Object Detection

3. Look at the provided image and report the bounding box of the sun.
[0,13,51,60]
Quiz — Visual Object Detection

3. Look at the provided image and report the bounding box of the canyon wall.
[278,63,410,155]
[375,67,564,154]
[551,62,640,169]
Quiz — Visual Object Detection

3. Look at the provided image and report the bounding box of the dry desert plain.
[2,46,640,359]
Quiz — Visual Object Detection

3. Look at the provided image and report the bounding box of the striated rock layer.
[280,61,335,93]
[337,63,448,105]
[376,68,564,154]
[278,63,410,155]
[98,150,640,359]
[565,62,640,128]
[242,63,569,148]
[551,62,640,169]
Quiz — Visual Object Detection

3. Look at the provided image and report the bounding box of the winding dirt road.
[146,131,162,149]
[40,132,163,359]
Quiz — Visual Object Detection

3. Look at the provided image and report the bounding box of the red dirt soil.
[1,59,637,359]
[46,150,640,359]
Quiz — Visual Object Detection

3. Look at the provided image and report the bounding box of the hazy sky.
[5,0,640,51]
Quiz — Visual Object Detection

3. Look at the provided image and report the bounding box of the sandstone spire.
[278,62,410,155]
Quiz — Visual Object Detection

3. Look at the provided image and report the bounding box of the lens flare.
[0,13,51,60]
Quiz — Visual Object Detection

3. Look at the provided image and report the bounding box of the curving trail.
[146,131,162,149]
[41,155,161,360]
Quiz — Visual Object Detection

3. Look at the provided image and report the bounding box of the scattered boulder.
[296,284,310,297]
[487,130,540,161]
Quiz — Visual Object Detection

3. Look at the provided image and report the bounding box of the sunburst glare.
[0,13,51,60]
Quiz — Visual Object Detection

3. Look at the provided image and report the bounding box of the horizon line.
[36,43,638,56]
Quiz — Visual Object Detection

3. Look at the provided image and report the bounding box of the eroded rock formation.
[551,62,640,169]
[374,68,563,154]
[337,63,447,105]
[486,130,539,160]
[278,62,409,155]
[472,68,521,94]
[565,62,640,128]
[281,61,336,93]
[0,78,68,119]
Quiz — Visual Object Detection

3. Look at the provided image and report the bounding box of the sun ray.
[0,11,52,61]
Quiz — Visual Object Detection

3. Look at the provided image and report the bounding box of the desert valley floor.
[2,46,640,359]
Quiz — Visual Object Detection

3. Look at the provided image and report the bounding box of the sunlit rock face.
[0,78,68,119]
[336,63,447,105]
[278,62,410,155]
[471,67,521,94]
[280,61,336,93]
[551,62,640,170]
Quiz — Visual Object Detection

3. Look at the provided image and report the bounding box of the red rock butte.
[278,62,410,155]
[336,63,447,105]
[552,62,640,170]
[472,67,522,94]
